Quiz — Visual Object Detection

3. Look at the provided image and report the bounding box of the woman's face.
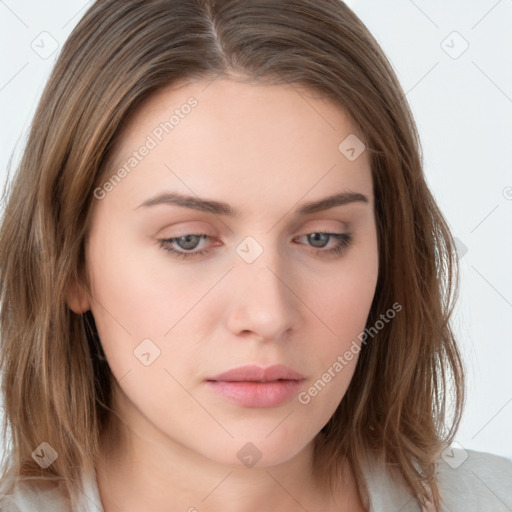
[77,78,379,468]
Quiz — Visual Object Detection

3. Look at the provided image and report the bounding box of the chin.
[193,429,316,470]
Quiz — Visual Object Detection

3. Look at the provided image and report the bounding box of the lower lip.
[205,379,304,408]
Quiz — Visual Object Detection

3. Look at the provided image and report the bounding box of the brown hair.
[0,0,464,509]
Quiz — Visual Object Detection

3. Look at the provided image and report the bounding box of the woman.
[0,1,511,511]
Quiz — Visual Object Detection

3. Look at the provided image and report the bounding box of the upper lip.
[206,364,305,382]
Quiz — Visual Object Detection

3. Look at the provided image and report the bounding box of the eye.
[294,232,353,257]
[158,234,211,259]
[158,232,353,260]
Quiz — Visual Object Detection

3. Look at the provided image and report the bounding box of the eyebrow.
[134,191,368,216]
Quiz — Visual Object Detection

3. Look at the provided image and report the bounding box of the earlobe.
[65,278,91,314]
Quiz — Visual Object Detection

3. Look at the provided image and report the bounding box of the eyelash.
[157,232,353,260]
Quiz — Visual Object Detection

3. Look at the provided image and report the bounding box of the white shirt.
[1,449,511,511]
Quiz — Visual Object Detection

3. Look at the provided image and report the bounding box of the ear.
[65,277,91,314]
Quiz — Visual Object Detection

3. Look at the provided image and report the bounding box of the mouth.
[205,364,305,408]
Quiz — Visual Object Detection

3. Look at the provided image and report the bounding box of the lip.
[205,364,305,408]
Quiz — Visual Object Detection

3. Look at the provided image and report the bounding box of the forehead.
[120,77,363,142]
[101,78,373,213]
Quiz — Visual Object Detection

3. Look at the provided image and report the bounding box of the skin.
[67,77,379,512]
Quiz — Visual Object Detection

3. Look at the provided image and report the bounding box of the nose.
[225,254,302,342]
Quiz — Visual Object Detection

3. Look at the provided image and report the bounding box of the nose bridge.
[227,235,300,340]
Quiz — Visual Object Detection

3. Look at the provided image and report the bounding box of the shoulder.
[0,470,102,512]
[363,448,512,512]
[436,448,512,511]
[0,476,70,512]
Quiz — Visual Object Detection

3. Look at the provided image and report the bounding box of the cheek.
[295,258,378,420]
[87,229,196,339]
[301,242,378,407]
[86,232,217,392]
[312,249,378,343]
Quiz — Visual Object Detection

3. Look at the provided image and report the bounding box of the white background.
[0,0,511,462]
